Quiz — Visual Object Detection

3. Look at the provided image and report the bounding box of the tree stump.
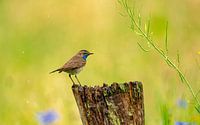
[72,81,144,125]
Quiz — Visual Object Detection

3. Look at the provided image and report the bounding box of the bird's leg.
[75,75,81,86]
[69,74,75,85]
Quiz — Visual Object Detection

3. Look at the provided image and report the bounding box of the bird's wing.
[61,56,86,70]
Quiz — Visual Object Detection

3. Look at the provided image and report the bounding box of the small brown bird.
[50,50,93,85]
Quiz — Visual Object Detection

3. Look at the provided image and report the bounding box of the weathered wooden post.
[72,81,144,125]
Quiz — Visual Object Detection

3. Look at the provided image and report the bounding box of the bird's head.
[78,50,93,60]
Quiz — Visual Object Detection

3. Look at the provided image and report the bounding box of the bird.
[50,50,93,85]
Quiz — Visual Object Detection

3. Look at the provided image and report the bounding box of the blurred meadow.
[0,0,200,124]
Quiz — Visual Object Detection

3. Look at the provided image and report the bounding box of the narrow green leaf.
[127,8,131,15]
[195,58,200,70]
[124,0,128,8]
[138,13,142,27]
[137,42,150,52]
[147,19,151,37]
[177,51,180,68]
[128,9,134,21]
[160,104,170,125]
[165,22,168,54]
[135,31,143,37]
[144,24,147,33]
[195,105,200,113]
[130,23,134,31]
[178,72,185,83]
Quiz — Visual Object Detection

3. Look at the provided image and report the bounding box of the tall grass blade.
[177,51,180,68]
[135,31,143,37]
[146,19,151,37]
[178,72,185,83]
[165,22,168,54]
[195,105,200,113]
[160,104,170,125]
[138,13,142,27]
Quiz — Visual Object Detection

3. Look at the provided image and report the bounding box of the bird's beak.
[89,52,94,55]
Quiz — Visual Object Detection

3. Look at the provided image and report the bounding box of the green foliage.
[160,104,171,125]
[118,0,200,115]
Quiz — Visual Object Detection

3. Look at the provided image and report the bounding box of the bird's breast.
[66,67,83,75]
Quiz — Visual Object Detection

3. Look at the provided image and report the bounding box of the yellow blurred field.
[0,0,200,124]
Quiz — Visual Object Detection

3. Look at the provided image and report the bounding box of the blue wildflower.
[177,98,187,109]
[175,121,196,125]
[36,110,59,125]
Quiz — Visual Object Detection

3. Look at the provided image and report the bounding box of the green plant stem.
[120,0,200,108]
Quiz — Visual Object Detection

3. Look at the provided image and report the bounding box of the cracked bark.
[72,81,144,125]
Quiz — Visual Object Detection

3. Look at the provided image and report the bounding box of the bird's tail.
[49,68,62,74]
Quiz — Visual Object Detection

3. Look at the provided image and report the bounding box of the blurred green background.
[0,0,200,124]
